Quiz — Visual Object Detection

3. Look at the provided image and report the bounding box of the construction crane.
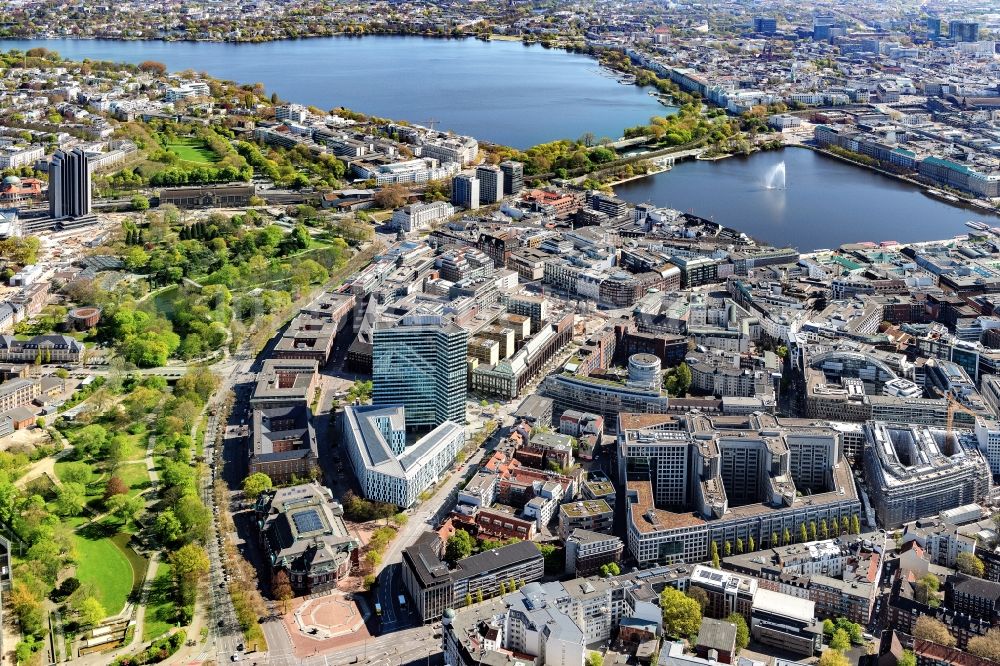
[930,386,984,453]
[930,386,983,448]
[419,119,440,130]
[945,395,982,442]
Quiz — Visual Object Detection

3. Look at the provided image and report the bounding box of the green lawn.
[73,528,134,617]
[53,461,81,485]
[166,138,218,164]
[143,563,178,641]
[115,463,151,497]
[121,425,150,463]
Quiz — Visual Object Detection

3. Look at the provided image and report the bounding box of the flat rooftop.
[560,499,612,518]
[752,587,815,623]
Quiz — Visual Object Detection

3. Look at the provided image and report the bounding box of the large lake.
[615,147,994,251]
[0,36,669,148]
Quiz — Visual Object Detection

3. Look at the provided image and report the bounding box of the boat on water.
[618,74,636,85]
[924,188,961,203]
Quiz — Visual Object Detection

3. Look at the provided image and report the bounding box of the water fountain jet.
[764,161,786,190]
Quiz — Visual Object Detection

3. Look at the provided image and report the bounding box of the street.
[190,267,559,663]
[201,352,256,664]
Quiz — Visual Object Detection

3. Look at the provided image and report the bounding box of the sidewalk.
[160,577,211,665]
[14,438,73,489]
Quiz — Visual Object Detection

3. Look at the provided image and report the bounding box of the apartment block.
[559,500,614,540]
[565,529,624,576]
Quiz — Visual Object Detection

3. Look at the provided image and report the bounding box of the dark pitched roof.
[697,618,738,652]
[452,540,543,581]
[951,574,1000,604]
[402,532,450,588]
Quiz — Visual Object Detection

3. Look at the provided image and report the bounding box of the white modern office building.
[341,404,465,508]
[475,165,504,205]
[390,201,455,232]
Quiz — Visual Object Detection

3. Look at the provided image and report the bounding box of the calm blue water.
[0,37,670,148]
[614,148,995,251]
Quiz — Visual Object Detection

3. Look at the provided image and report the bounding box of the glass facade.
[372,319,469,428]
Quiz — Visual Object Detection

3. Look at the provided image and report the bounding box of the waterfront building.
[917,156,1000,199]
[586,191,628,218]
[48,148,91,220]
[372,312,468,429]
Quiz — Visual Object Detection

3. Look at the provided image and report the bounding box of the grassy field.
[115,463,151,497]
[111,532,148,598]
[73,527,135,617]
[53,461,81,485]
[142,563,177,641]
[166,137,218,164]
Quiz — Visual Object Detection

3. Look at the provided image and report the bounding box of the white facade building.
[0,145,43,169]
[390,201,455,232]
[276,104,309,124]
[418,135,479,166]
[352,157,457,185]
[341,404,465,508]
[523,481,564,529]
[163,82,210,102]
